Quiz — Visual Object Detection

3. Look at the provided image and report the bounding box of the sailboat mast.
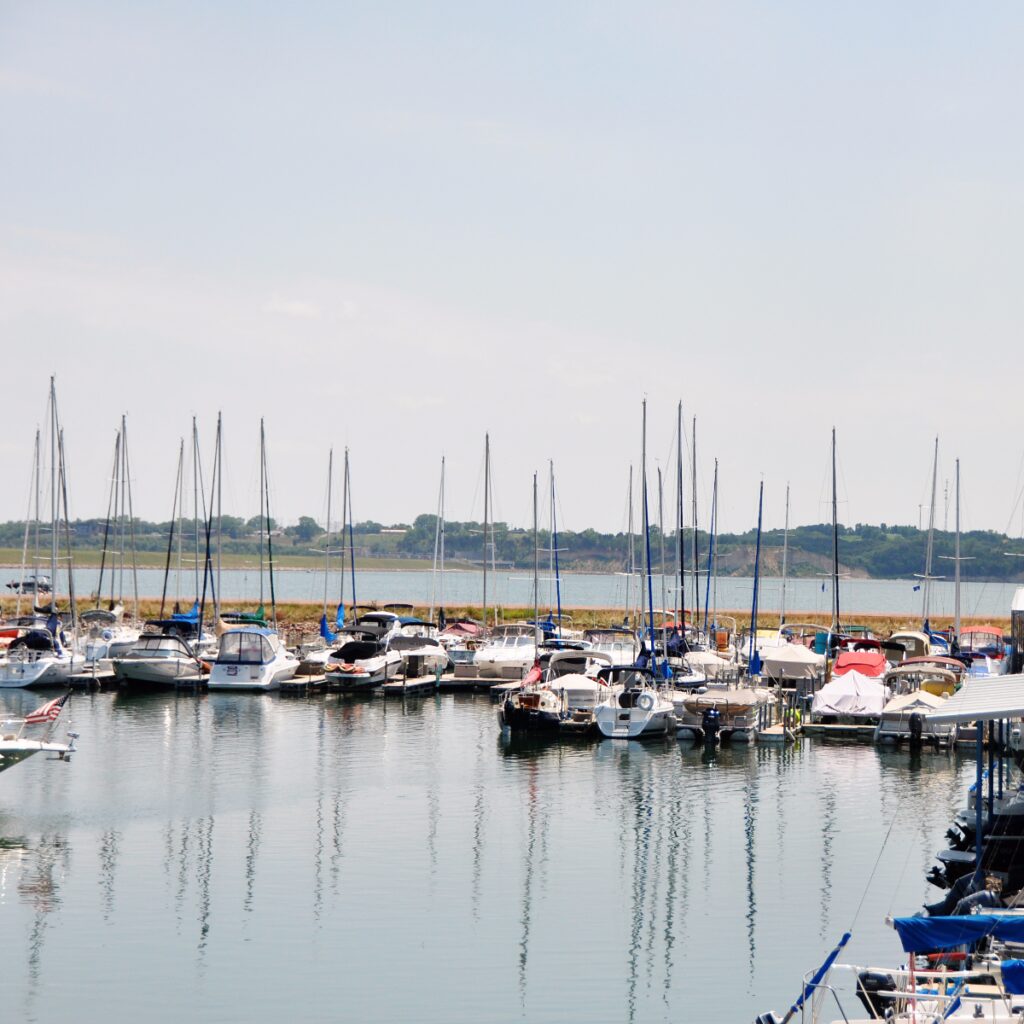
[33,428,41,607]
[262,424,277,629]
[122,415,140,623]
[626,466,634,628]
[922,435,939,626]
[533,471,539,655]
[691,416,700,628]
[49,377,57,607]
[676,401,686,629]
[160,440,183,620]
[215,413,223,622]
[439,457,446,619]
[550,460,562,638]
[483,434,490,631]
[193,418,201,602]
[831,427,840,633]
[658,467,667,621]
[780,481,790,627]
[259,419,266,609]
[641,401,657,669]
[954,458,961,642]
[339,448,349,621]
[748,481,764,665]
[704,458,718,637]
[345,449,357,615]
[97,432,118,610]
[323,449,333,617]
[176,436,184,608]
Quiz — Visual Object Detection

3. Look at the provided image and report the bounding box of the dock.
[68,668,118,690]
[280,674,327,695]
[489,681,521,700]
[381,675,438,697]
[801,723,876,742]
[759,723,801,744]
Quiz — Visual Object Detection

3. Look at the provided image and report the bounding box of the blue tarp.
[319,614,336,643]
[894,916,1024,952]
[1002,960,1024,995]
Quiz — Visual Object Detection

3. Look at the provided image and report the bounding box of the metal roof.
[927,674,1024,724]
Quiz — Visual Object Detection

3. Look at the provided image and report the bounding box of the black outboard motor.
[701,706,721,745]
[909,711,924,748]
[855,971,897,1018]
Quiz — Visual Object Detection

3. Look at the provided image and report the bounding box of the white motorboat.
[388,634,448,677]
[0,628,81,689]
[207,627,299,692]
[112,632,206,687]
[673,684,772,743]
[473,624,540,680]
[874,688,958,747]
[594,666,675,739]
[5,574,51,595]
[324,637,403,690]
[581,627,640,667]
[0,694,76,773]
[80,606,141,663]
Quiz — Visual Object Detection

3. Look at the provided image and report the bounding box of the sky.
[3,2,1024,538]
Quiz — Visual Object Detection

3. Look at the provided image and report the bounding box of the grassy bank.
[0,550,435,571]
[2,595,1007,643]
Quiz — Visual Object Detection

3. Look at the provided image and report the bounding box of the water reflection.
[0,694,982,1024]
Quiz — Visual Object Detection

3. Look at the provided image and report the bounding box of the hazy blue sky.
[3,2,1023,538]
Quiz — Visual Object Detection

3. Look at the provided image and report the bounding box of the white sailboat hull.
[0,653,78,689]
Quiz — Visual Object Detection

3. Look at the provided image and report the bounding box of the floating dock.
[68,668,118,689]
[381,675,438,697]
[279,674,327,695]
[759,723,801,744]
[801,722,876,742]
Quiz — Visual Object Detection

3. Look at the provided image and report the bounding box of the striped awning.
[926,674,1024,724]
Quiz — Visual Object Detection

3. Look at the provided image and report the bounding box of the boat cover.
[811,671,888,717]
[881,689,947,714]
[893,915,1024,953]
[833,650,888,677]
[1002,960,1024,995]
[761,644,824,680]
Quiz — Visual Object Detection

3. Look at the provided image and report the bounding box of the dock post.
[975,721,984,882]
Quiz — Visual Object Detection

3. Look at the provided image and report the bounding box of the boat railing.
[0,718,28,741]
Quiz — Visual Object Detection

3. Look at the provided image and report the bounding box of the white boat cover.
[927,673,1024,724]
[811,671,889,718]
[685,650,732,668]
[762,644,825,680]
[882,689,947,715]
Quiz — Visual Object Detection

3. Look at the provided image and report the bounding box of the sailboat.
[594,401,676,739]
[0,379,83,689]
[208,420,298,691]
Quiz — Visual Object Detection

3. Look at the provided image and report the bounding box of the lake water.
[29,565,1024,617]
[1,688,977,1023]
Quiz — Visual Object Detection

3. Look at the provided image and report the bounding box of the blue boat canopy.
[1002,960,1024,995]
[894,915,1024,952]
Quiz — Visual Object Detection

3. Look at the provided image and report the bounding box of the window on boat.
[218,632,273,664]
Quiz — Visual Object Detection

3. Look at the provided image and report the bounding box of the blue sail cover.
[894,916,1024,952]
[172,601,199,623]
[319,614,336,643]
[335,602,345,631]
[1002,960,1024,995]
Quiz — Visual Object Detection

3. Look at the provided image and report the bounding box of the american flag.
[25,693,68,725]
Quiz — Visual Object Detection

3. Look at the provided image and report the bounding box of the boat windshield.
[135,636,191,657]
[217,631,276,665]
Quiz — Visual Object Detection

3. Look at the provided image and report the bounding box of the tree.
[286,516,324,543]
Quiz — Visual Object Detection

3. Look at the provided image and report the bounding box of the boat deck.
[381,675,438,697]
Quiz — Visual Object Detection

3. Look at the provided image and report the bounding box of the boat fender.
[102,629,114,642]
[637,691,656,712]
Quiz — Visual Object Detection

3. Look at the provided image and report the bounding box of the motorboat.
[387,634,449,677]
[581,627,639,667]
[112,632,205,688]
[206,627,299,692]
[5,574,51,595]
[884,655,966,698]
[959,625,1009,677]
[352,610,403,642]
[674,684,772,744]
[0,628,81,689]
[500,650,616,735]
[760,642,826,684]
[472,623,540,680]
[874,688,958,747]
[439,619,486,675]
[810,670,889,724]
[80,606,141,663]
[594,665,676,739]
[0,694,76,774]
[324,637,402,690]
[888,629,933,662]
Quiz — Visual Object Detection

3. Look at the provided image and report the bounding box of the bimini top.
[894,914,1024,953]
[961,625,1005,636]
[927,674,1024,724]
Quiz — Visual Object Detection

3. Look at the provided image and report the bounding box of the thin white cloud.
[264,295,321,320]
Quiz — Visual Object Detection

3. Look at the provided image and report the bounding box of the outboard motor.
[854,971,896,1018]
[909,711,924,748]
[701,706,721,745]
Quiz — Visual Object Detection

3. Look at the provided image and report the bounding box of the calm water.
[1,688,977,1023]
[35,565,1024,616]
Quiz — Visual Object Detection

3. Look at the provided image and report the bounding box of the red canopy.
[833,650,888,677]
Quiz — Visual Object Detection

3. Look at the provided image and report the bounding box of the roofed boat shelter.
[927,674,1024,724]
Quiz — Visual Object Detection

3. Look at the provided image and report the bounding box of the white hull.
[0,738,73,773]
[595,700,675,739]
[0,654,78,689]
[207,660,298,691]
[113,657,204,687]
